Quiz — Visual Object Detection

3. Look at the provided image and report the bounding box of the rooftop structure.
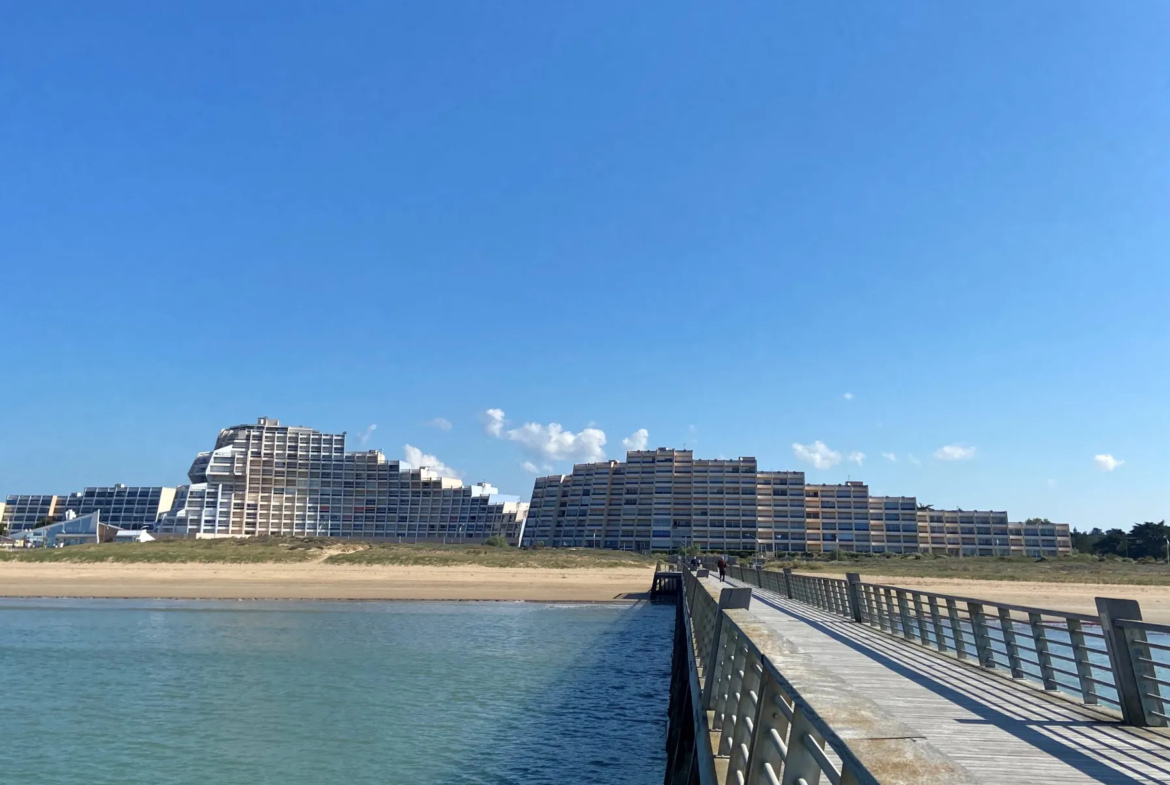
[156,417,528,543]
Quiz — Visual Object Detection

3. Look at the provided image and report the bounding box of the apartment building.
[525,448,806,553]
[155,417,528,543]
[916,509,1071,556]
[1,486,177,532]
[0,495,60,531]
[524,447,1072,557]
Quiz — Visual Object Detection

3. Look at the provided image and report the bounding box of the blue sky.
[2,2,1167,530]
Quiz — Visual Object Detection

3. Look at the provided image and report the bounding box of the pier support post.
[1096,597,1158,727]
[845,572,864,623]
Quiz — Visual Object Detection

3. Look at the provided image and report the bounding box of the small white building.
[113,530,156,544]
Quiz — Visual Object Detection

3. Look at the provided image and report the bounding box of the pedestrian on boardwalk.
[716,556,727,582]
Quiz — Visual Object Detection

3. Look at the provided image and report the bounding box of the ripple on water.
[0,599,674,785]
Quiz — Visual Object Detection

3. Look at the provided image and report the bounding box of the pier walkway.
[710,573,1170,784]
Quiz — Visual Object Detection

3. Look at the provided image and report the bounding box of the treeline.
[1072,521,1169,559]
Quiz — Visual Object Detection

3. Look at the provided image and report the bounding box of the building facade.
[916,509,1071,556]
[524,448,1071,556]
[1,486,177,532]
[156,417,528,543]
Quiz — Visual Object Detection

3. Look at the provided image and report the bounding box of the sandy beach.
[808,572,1170,624]
[0,563,658,602]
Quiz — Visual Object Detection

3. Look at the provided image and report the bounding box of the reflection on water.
[0,599,674,785]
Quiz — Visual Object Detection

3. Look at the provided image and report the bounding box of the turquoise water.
[0,599,673,785]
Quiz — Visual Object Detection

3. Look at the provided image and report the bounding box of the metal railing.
[724,565,1170,729]
[676,569,975,785]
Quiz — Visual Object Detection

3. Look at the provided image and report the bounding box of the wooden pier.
[665,566,1170,784]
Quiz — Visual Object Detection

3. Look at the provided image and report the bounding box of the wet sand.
[0,563,657,602]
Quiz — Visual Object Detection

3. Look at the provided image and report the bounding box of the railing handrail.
[1115,617,1170,635]
[847,578,1101,623]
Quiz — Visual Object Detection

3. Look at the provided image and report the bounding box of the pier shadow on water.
[440,600,675,785]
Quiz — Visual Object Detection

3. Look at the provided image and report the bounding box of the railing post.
[1066,619,1098,705]
[929,596,947,653]
[782,568,793,599]
[968,602,995,668]
[777,706,825,785]
[701,588,751,709]
[1096,597,1157,727]
[744,677,789,785]
[845,573,863,623]
[897,591,915,641]
[913,593,930,644]
[1028,612,1059,692]
[998,607,1024,679]
[947,599,967,660]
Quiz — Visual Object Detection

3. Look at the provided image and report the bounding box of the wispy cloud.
[426,417,452,431]
[402,444,462,479]
[792,441,842,470]
[481,408,505,437]
[933,444,976,461]
[483,408,608,463]
[881,452,897,462]
[848,451,866,466]
[908,454,921,466]
[621,428,649,451]
[1093,454,1123,472]
[356,424,377,445]
[843,392,855,401]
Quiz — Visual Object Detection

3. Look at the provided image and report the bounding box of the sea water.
[0,599,674,785]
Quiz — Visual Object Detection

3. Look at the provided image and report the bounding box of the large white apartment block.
[156,417,528,543]
[524,448,1071,556]
[1,486,176,532]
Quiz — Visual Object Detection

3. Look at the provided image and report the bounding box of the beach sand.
[808,572,1170,624]
[0,562,658,602]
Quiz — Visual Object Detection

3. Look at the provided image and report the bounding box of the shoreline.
[0,562,657,602]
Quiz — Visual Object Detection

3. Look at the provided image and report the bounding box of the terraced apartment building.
[523,447,1071,556]
[156,417,528,543]
[1,485,177,532]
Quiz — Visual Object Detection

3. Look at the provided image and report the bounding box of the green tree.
[1128,521,1170,561]
[1070,527,1103,554]
[1024,517,1053,526]
[1093,529,1128,557]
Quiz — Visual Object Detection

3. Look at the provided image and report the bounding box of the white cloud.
[483,409,607,464]
[843,392,855,401]
[427,417,452,431]
[792,441,842,470]
[1094,454,1123,472]
[848,451,866,466]
[621,428,649,451]
[482,408,505,437]
[356,424,377,445]
[908,454,921,466]
[933,444,976,461]
[402,444,463,479]
[881,452,897,462]
[521,461,540,474]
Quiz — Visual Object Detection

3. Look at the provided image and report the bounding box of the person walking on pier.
[716,556,727,582]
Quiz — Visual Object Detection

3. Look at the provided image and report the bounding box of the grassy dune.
[0,537,657,569]
[765,553,1170,585]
